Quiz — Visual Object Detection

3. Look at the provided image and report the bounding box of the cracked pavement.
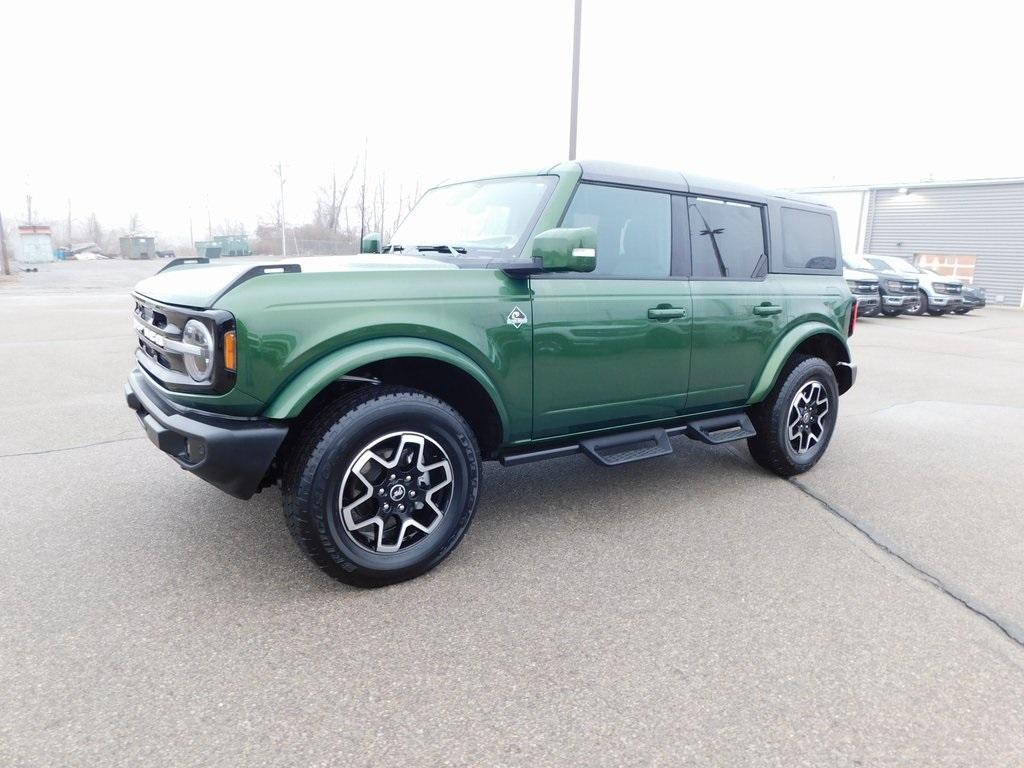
[2,260,1024,767]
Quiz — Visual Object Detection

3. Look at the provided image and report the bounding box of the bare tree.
[373,173,387,238]
[314,159,358,232]
[87,213,103,245]
[213,219,247,237]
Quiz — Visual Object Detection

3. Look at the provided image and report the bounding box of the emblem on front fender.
[506,306,528,329]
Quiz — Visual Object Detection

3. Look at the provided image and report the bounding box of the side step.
[579,428,673,467]
[684,412,756,445]
[497,410,756,468]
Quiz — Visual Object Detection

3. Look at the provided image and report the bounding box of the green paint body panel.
[224,268,533,440]
[131,162,855,457]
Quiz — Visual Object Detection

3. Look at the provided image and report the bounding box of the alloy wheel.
[338,431,453,553]
[787,380,830,454]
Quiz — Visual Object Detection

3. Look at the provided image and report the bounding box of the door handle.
[752,304,782,317]
[648,307,688,321]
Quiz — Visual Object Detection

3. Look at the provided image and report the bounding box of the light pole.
[568,0,583,160]
[276,161,287,258]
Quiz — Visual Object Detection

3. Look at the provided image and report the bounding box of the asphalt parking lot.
[2,259,1023,767]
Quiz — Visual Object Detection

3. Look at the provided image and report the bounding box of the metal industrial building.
[803,179,1024,307]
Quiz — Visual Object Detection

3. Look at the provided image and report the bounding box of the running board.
[683,413,756,445]
[498,411,755,468]
[579,428,673,467]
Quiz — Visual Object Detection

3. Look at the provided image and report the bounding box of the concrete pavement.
[2,260,1023,767]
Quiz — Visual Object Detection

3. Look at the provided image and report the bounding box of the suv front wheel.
[906,290,928,316]
[282,386,482,587]
[746,355,839,477]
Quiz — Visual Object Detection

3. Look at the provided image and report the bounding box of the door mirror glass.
[531,227,597,273]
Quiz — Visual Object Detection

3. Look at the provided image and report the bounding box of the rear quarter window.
[780,207,838,272]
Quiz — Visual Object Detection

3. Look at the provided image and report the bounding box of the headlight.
[884,279,900,290]
[846,280,857,290]
[182,319,215,381]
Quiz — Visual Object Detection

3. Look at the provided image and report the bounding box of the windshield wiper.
[382,244,404,253]
[414,245,468,255]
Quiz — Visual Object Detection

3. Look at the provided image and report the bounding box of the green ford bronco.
[126,161,856,586]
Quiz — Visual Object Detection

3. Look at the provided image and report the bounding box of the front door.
[531,183,692,439]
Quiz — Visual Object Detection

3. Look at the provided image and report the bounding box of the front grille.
[134,297,191,377]
[132,293,235,394]
[851,281,879,295]
[934,283,961,295]
[888,280,918,295]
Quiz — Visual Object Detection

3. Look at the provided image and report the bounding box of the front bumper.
[125,368,287,499]
[928,294,963,309]
[854,296,880,312]
[882,294,915,307]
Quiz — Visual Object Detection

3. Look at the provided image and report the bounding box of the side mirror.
[361,233,382,254]
[531,227,597,273]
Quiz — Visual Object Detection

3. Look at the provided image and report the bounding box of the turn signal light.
[224,330,237,371]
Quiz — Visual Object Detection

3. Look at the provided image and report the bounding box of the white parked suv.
[842,266,880,317]
[863,255,964,316]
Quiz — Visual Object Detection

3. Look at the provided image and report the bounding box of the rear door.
[685,196,786,409]
[531,183,692,439]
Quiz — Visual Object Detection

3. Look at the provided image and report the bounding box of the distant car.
[864,255,964,316]
[955,283,986,314]
[843,266,880,317]
[843,254,918,316]
[155,250,176,259]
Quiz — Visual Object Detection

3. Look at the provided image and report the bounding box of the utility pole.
[188,209,194,248]
[26,194,33,225]
[359,138,368,244]
[0,208,10,276]
[67,198,73,247]
[568,0,583,160]
[275,161,287,258]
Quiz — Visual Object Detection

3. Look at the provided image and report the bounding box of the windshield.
[844,254,875,271]
[871,256,920,274]
[389,176,555,257]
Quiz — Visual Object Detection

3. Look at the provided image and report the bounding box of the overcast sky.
[2,0,1020,242]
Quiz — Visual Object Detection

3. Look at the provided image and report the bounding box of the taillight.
[848,301,858,337]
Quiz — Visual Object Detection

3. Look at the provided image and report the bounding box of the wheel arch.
[262,338,509,456]
[749,324,853,404]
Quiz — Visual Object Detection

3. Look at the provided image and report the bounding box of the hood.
[133,253,456,309]
[843,268,877,282]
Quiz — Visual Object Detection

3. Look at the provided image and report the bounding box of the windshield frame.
[387,174,558,263]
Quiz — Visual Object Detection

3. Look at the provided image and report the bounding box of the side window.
[688,197,766,279]
[781,207,838,271]
[562,183,671,278]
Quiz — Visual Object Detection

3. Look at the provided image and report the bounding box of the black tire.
[746,355,839,478]
[880,307,900,317]
[927,307,945,316]
[282,386,482,587]
[906,290,928,316]
[954,307,971,314]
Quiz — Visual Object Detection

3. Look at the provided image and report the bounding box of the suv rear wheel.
[282,386,482,587]
[746,355,839,477]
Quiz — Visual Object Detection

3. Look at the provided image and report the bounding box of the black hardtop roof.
[555,160,830,209]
